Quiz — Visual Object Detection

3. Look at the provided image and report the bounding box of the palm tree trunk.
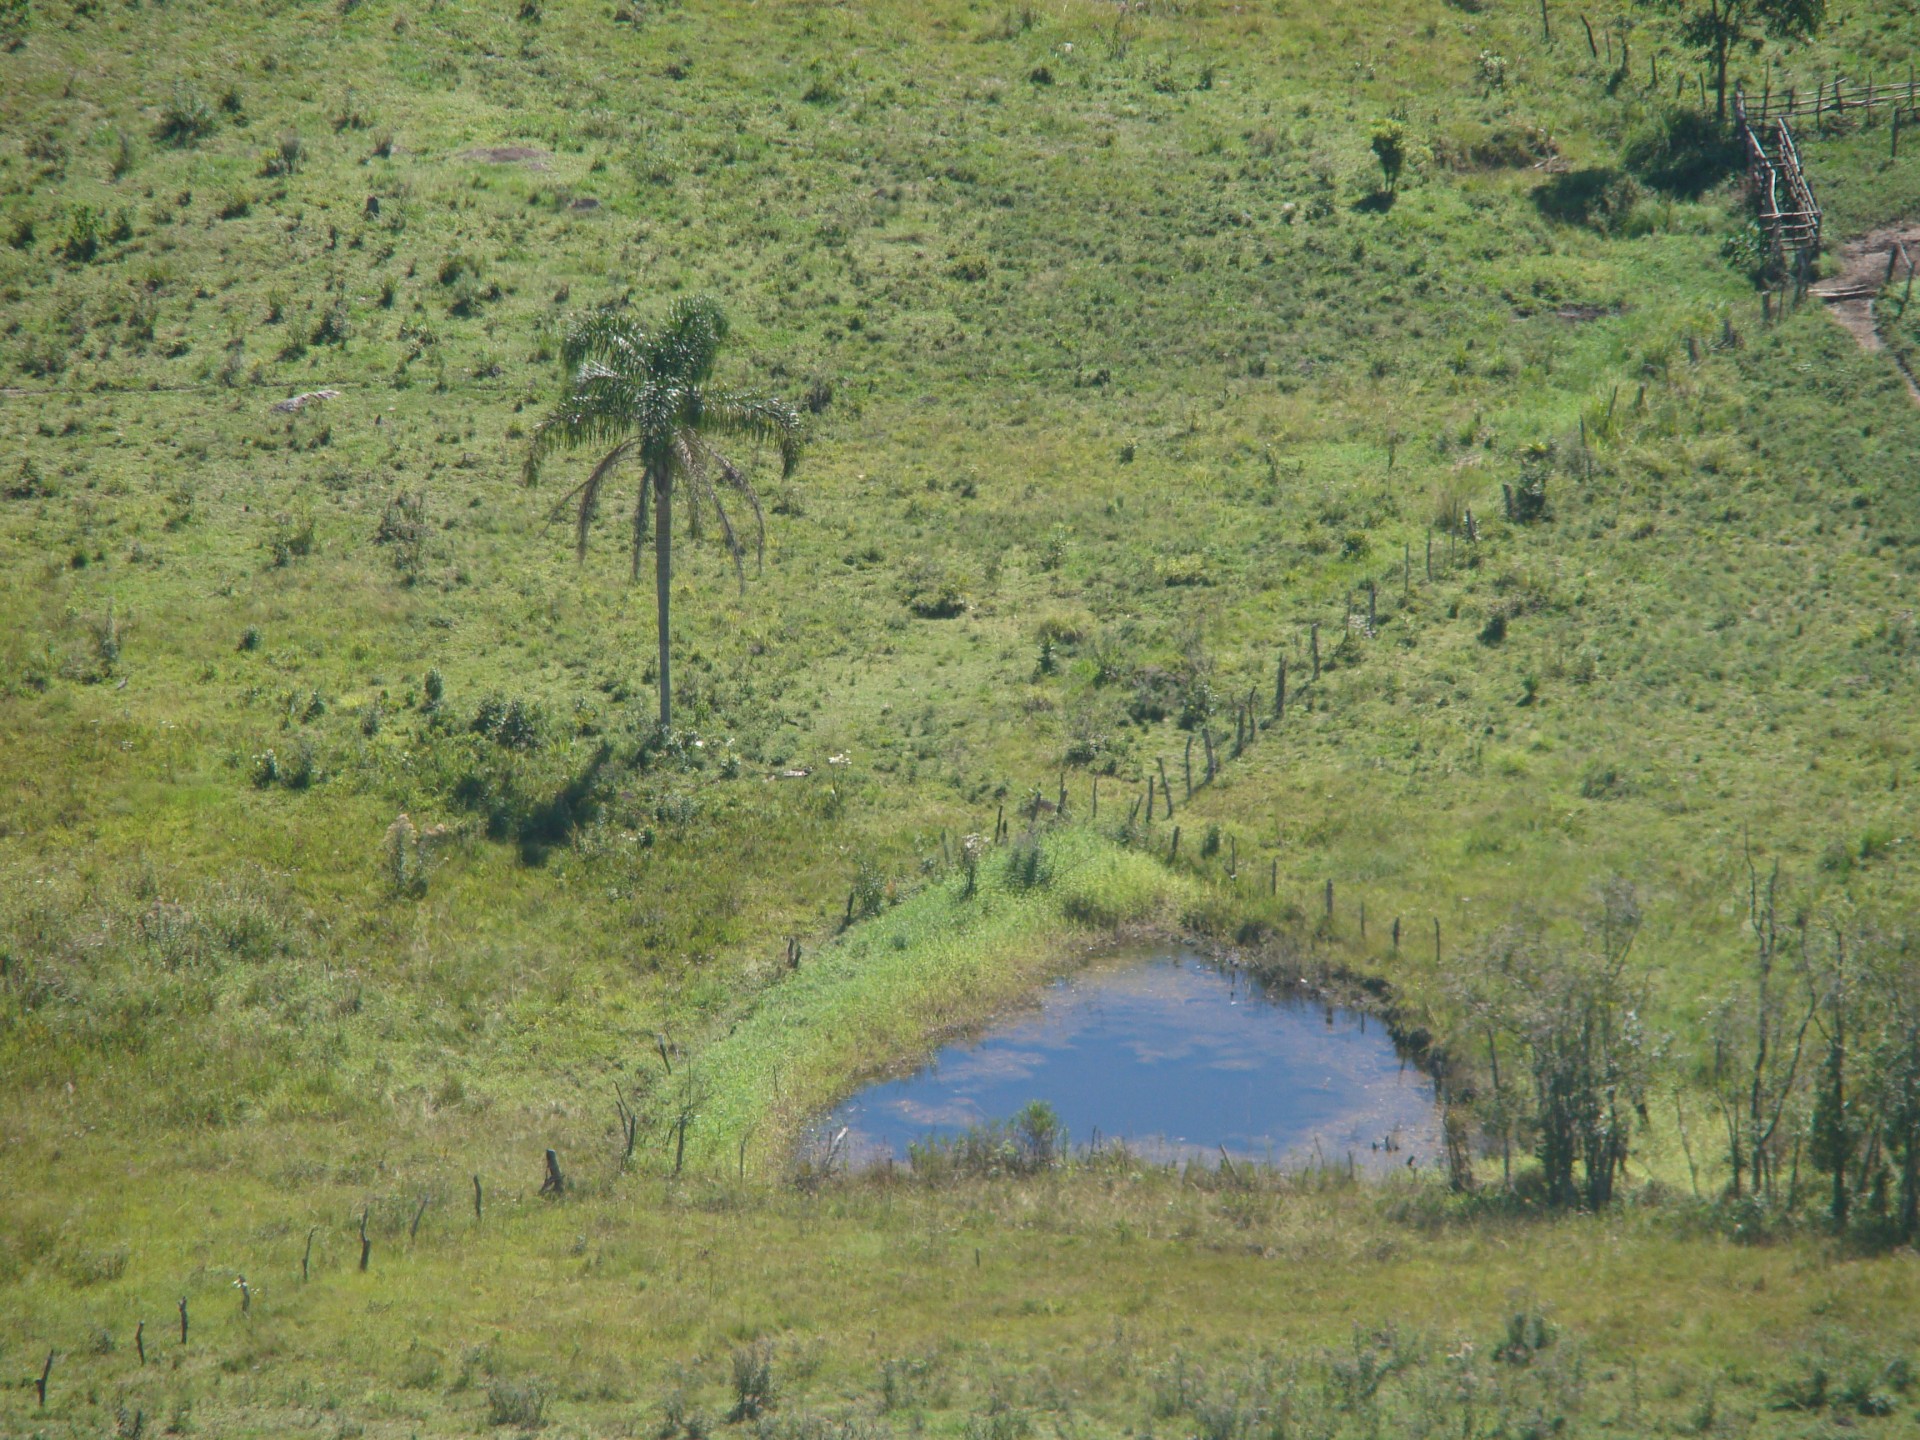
[653,462,673,730]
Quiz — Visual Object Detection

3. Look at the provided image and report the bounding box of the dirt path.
[1811,224,1920,403]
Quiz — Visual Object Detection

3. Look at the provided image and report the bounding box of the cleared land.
[3,0,1920,1433]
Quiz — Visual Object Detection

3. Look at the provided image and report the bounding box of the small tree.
[1370,119,1407,194]
[1639,0,1825,121]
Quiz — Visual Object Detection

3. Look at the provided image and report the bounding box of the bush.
[264,512,315,567]
[60,204,101,263]
[728,1341,776,1422]
[155,88,217,146]
[471,694,542,750]
[1370,119,1407,192]
[909,1100,1064,1179]
[485,1380,546,1428]
[0,0,28,51]
[262,130,302,177]
[901,560,968,618]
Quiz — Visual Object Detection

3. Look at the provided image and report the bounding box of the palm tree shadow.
[516,741,614,865]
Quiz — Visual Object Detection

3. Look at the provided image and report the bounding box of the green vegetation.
[526,293,804,727]
[4,0,1920,1431]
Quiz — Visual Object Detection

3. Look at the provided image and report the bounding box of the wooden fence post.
[1310,622,1321,680]
[1324,879,1334,919]
[1274,657,1287,719]
[1158,756,1176,814]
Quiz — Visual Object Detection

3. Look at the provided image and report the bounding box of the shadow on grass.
[1623,108,1742,199]
[514,741,614,864]
[1354,189,1397,214]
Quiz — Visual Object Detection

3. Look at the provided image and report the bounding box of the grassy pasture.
[3,0,1920,1431]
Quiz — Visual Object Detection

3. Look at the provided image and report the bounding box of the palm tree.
[524,295,802,730]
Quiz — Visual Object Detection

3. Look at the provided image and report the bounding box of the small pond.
[811,947,1441,1171]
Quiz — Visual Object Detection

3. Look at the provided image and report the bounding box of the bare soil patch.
[458,145,553,170]
[1812,223,1920,403]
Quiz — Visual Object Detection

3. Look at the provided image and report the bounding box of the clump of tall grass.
[908,1100,1063,1180]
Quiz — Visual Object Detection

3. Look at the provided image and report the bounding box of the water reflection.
[811,948,1440,1171]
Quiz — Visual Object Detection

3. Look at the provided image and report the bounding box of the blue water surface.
[814,948,1440,1171]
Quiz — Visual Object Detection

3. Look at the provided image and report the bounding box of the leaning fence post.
[1310,621,1321,680]
[1158,756,1176,815]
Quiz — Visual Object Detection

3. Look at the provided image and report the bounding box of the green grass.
[4,0,1920,1430]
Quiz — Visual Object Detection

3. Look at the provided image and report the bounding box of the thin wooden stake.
[1157,756,1175,815]
[178,1296,189,1345]
[1169,825,1181,860]
[136,1320,145,1366]
[1324,878,1334,918]
[1310,621,1321,680]
[410,1195,428,1242]
[1581,13,1596,56]
[302,1226,315,1282]
[35,1350,53,1408]
[1270,858,1278,895]
[358,1207,371,1271]
[473,1174,483,1221]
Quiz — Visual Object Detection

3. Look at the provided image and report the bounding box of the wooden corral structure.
[1734,92,1821,273]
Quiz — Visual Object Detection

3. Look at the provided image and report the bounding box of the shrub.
[0,0,28,51]
[851,857,886,919]
[264,512,315,567]
[155,88,217,146]
[1370,119,1407,192]
[485,1380,546,1428]
[262,130,302,177]
[60,204,101,263]
[728,1341,776,1422]
[1005,833,1049,890]
[376,490,429,580]
[471,694,542,750]
[901,560,968,618]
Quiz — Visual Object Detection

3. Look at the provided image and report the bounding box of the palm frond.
[686,433,766,582]
[649,294,730,388]
[559,308,651,374]
[696,389,805,478]
[541,438,634,561]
